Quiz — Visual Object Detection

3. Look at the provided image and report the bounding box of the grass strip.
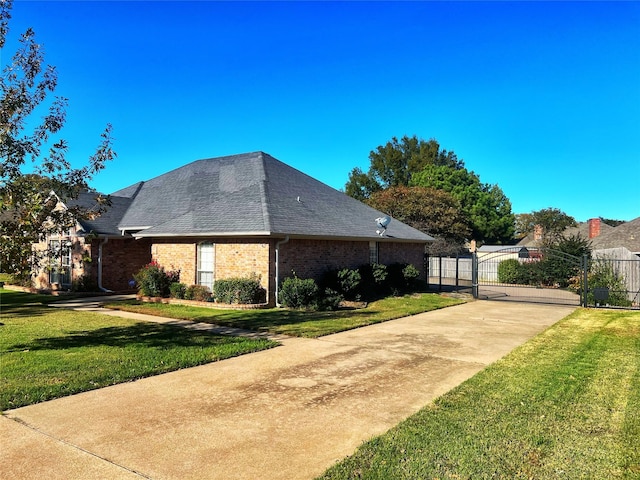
[105,293,464,338]
[0,290,278,411]
[318,309,640,479]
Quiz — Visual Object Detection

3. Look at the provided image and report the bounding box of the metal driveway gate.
[471,247,585,306]
[428,247,639,309]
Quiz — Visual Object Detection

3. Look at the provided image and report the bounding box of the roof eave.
[131,230,432,243]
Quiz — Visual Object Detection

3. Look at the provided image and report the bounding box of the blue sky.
[4,1,640,222]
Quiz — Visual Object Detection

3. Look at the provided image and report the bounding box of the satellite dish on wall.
[375,216,391,236]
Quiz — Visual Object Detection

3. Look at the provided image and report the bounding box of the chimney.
[588,218,601,239]
[533,224,544,241]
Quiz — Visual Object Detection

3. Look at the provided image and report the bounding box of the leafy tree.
[514,213,535,239]
[345,135,514,244]
[517,208,577,244]
[411,165,514,244]
[344,135,463,200]
[0,0,115,279]
[366,185,470,244]
[600,218,625,227]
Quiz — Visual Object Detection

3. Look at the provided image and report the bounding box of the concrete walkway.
[1,300,575,480]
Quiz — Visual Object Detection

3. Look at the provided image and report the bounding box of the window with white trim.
[49,239,72,285]
[197,242,215,291]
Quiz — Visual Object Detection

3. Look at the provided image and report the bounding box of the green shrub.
[169,282,186,299]
[318,287,344,311]
[184,284,212,302]
[402,264,420,289]
[213,277,265,304]
[587,261,632,307]
[133,261,180,297]
[358,263,389,299]
[279,275,319,309]
[372,263,388,284]
[71,274,98,292]
[337,268,361,300]
[498,259,522,284]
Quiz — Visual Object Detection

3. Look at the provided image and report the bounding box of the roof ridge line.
[258,153,272,233]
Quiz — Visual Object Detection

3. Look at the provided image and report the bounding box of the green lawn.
[0,289,278,411]
[318,308,640,479]
[105,293,464,337]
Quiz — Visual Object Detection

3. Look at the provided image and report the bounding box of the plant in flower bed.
[133,261,180,297]
[213,276,266,304]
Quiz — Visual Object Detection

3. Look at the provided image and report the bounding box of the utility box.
[593,287,609,305]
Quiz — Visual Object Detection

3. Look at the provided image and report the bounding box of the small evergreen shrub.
[498,259,522,284]
[320,268,359,300]
[169,282,186,299]
[213,277,265,304]
[337,268,361,300]
[358,263,389,299]
[319,288,343,311]
[133,261,180,297]
[184,284,212,302]
[402,263,420,289]
[279,275,319,309]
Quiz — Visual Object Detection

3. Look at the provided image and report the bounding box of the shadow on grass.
[0,304,50,319]
[164,307,381,332]
[6,322,247,352]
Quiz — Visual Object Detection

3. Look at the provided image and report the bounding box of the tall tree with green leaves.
[366,185,471,244]
[345,135,462,200]
[345,135,515,244]
[0,0,115,279]
[410,164,515,244]
[516,208,577,244]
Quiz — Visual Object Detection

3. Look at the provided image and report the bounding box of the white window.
[369,241,379,265]
[197,242,215,291]
[49,239,72,285]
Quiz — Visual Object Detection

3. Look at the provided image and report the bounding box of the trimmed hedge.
[184,284,212,302]
[279,276,319,309]
[213,277,265,304]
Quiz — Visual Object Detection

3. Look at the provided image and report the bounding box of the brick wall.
[149,237,427,306]
[277,239,370,281]
[379,242,427,280]
[151,238,271,297]
[152,241,197,284]
[100,238,152,290]
[277,239,426,281]
[214,240,270,286]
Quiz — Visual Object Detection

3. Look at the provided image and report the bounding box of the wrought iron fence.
[427,247,640,309]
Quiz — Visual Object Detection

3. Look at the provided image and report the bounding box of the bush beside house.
[280,262,424,310]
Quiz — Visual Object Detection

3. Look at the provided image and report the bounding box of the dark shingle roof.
[70,192,133,236]
[117,152,432,242]
[591,217,640,253]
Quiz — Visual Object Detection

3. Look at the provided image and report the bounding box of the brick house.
[37,152,433,303]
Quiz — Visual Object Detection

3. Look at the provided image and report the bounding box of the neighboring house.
[35,152,433,304]
[516,218,615,247]
[590,217,640,255]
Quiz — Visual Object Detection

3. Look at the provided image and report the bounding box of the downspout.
[275,235,290,307]
[97,237,113,293]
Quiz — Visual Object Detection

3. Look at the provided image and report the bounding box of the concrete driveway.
[1,301,575,480]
